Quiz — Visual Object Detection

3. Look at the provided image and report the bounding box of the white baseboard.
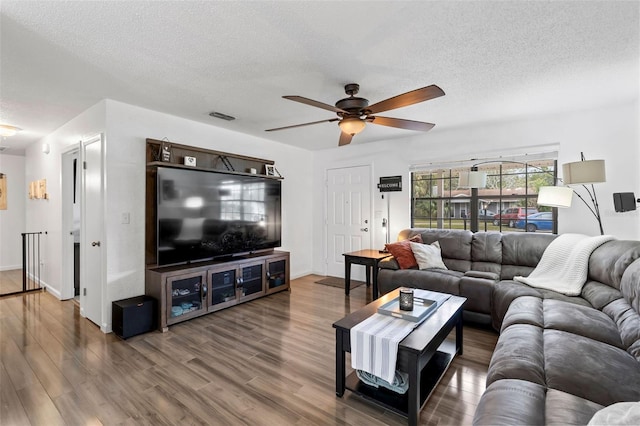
[0,264,22,272]
[42,281,61,299]
[291,269,313,280]
[22,271,62,300]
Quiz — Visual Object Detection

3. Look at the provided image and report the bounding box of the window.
[411,159,558,233]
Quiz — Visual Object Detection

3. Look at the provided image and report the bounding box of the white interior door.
[326,165,371,278]
[81,135,104,327]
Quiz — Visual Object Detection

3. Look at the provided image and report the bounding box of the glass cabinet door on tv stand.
[266,254,289,295]
[165,270,207,326]
[208,259,266,312]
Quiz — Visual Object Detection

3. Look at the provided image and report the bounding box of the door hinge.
[83,161,87,170]
[83,288,87,296]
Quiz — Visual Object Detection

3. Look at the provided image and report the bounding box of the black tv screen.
[156,167,282,266]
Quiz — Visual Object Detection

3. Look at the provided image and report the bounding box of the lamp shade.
[562,159,605,184]
[338,117,366,135]
[537,186,573,208]
[458,170,487,188]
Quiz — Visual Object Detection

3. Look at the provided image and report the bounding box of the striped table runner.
[350,289,450,384]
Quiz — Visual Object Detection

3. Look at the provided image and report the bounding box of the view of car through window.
[411,159,557,233]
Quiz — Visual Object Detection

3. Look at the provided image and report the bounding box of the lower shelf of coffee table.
[345,341,456,418]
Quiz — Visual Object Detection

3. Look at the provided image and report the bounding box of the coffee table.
[333,289,465,426]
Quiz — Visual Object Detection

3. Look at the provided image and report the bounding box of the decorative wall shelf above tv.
[146,138,282,179]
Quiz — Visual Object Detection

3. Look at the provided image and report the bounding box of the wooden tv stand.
[146,251,289,331]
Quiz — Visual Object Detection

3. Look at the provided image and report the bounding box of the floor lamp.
[537,153,606,235]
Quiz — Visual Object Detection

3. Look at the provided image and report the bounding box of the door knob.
[360,228,368,232]
[91,241,101,247]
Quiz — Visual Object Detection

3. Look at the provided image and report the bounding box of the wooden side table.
[343,249,392,298]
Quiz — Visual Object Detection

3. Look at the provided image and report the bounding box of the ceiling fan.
[265,83,445,146]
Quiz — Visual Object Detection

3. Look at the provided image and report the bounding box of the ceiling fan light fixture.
[338,117,366,135]
[0,124,22,137]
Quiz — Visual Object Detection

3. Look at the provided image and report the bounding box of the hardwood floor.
[0,269,23,295]
[0,273,498,425]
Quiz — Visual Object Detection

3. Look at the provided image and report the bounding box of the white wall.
[311,100,640,276]
[100,100,313,330]
[0,154,26,270]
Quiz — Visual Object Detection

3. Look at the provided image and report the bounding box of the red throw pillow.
[385,234,423,269]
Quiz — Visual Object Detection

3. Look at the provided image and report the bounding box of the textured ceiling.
[0,1,638,154]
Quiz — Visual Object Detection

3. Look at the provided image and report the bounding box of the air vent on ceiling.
[209,112,236,121]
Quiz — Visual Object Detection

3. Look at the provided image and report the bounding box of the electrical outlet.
[121,212,130,224]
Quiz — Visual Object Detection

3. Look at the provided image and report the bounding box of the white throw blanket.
[350,290,450,383]
[514,233,615,296]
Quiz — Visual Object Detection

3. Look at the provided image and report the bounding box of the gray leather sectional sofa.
[377,228,640,425]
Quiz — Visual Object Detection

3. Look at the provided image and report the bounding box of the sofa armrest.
[379,257,399,270]
[464,270,499,281]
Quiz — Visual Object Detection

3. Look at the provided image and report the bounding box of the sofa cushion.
[581,280,623,310]
[474,379,605,426]
[409,241,447,270]
[589,241,640,289]
[487,324,546,387]
[544,329,640,406]
[500,233,555,280]
[542,299,624,349]
[603,298,640,356]
[492,280,591,331]
[471,231,503,264]
[620,258,640,312]
[459,275,495,315]
[473,379,546,426]
[500,296,544,331]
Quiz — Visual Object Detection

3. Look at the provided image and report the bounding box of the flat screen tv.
[156,166,281,266]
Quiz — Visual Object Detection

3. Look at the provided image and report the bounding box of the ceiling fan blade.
[283,96,348,114]
[265,118,339,132]
[367,85,445,115]
[338,132,353,146]
[370,116,435,132]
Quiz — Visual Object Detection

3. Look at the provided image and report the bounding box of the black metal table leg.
[344,257,351,296]
[336,329,346,397]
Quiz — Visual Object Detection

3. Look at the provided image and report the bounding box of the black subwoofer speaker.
[112,295,156,339]
[613,192,637,212]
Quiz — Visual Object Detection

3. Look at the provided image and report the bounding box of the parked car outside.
[515,211,553,232]
[478,209,496,221]
[493,207,539,227]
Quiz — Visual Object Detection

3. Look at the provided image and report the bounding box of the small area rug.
[314,276,366,289]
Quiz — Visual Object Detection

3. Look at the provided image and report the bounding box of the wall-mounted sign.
[378,175,402,192]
